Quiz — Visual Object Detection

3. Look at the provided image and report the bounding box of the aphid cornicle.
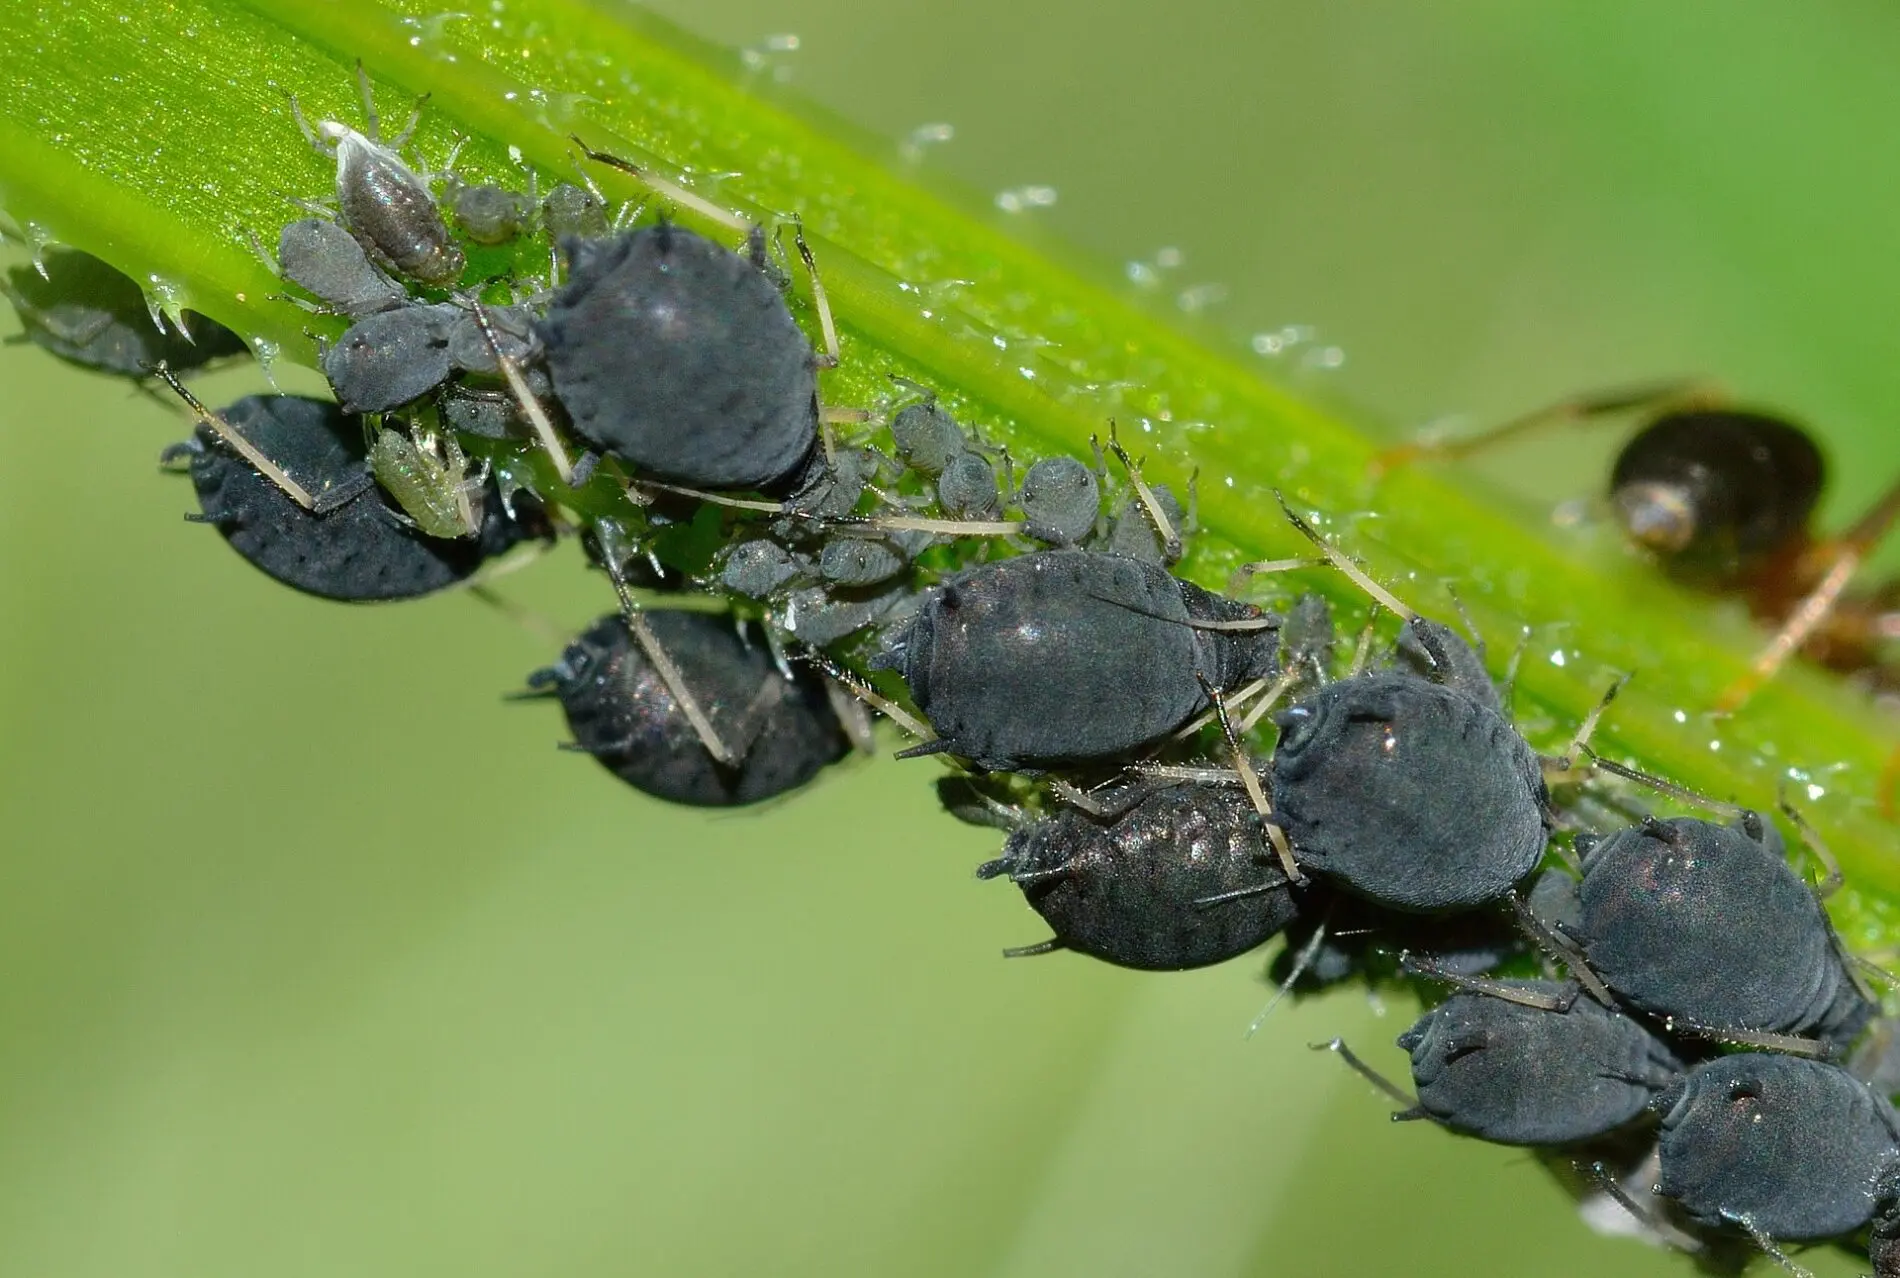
[289,63,466,288]
[165,394,544,601]
[975,781,1298,971]
[871,549,1279,772]
[538,222,822,493]
[1654,1053,1900,1242]
[4,248,247,376]
[525,610,851,808]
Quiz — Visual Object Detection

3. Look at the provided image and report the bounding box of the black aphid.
[1396,980,1681,1146]
[538,221,827,492]
[976,781,1298,970]
[4,248,247,375]
[526,610,851,807]
[1268,616,1551,912]
[289,63,465,287]
[1655,1053,1900,1241]
[166,393,541,601]
[1871,1164,1900,1277]
[1572,813,1873,1047]
[872,549,1278,771]
[321,302,458,413]
[275,218,406,317]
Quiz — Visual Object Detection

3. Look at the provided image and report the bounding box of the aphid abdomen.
[540,227,819,492]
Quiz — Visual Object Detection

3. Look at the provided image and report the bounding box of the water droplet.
[995,185,1057,213]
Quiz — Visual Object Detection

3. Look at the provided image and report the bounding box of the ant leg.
[151,363,324,510]
[1311,1038,1420,1111]
[1370,378,1719,477]
[1719,475,1900,710]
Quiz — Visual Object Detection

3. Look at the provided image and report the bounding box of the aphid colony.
[11,63,1900,1277]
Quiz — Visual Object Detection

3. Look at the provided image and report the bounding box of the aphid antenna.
[1508,890,1617,1007]
[793,644,936,744]
[592,553,739,766]
[1669,1019,1832,1060]
[150,362,335,513]
[1545,673,1631,776]
[571,136,753,235]
[1101,421,1183,563]
[1194,879,1289,909]
[1580,1161,1708,1256]
[790,221,841,370]
[1199,673,1302,883]
[1718,1211,1812,1278]
[1345,603,1384,678]
[822,406,872,425]
[1773,789,1844,900]
[467,299,575,485]
[793,509,1027,538]
[1368,377,1714,477]
[1719,474,1900,712]
[1244,907,1334,1038]
[1397,953,1578,1011]
[1272,490,1418,620]
[467,583,570,648]
[1129,763,1242,786]
[1440,583,1486,662]
[1225,557,1329,595]
[1496,623,1533,719]
[1310,1038,1420,1113]
[1577,746,1747,818]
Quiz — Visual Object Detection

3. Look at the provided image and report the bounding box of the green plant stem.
[4,0,1896,942]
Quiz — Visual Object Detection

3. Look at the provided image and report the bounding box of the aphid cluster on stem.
[11,57,1900,1278]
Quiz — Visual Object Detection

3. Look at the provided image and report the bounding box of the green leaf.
[4,0,1896,949]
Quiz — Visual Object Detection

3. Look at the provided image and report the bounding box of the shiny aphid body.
[526,611,850,807]
[977,782,1298,971]
[4,248,247,376]
[1570,814,1873,1048]
[1268,617,1551,913]
[872,549,1279,772]
[539,224,821,493]
[167,394,540,601]
[1655,1053,1900,1241]
[1397,981,1683,1146]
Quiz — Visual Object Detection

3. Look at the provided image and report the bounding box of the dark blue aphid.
[168,394,542,601]
[1871,1164,1900,1276]
[1573,814,1872,1047]
[1398,981,1682,1146]
[538,224,820,493]
[526,611,850,807]
[977,781,1298,970]
[1655,1053,1900,1241]
[873,549,1278,772]
[321,302,458,413]
[1267,616,1551,912]
[4,248,247,375]
[1267,886,1525,997]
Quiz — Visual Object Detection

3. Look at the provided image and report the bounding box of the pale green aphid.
[367,425,487,538]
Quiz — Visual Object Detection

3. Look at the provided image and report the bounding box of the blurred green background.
[3,2,1897,1275]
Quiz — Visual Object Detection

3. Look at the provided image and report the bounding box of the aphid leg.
[1000,938,1066,960]
[1718,1213,1811,1278]
[1579,747,1748,817]
[1719,474,1900,710]
[468,300,574,485]
[1670,1021,1832,1059]
[1544,673,1630,777]
[1193,881,1289,908]
[286,91,334,158]
[1236,667,1302,735]
[1161,673,1275,744]
[1398,953,1577,1011]
[571,136,753,234]
[1245,908,1334,1037]
[1509,890,1617,1006]
[1369,378,1717,477]
[1225,557,1329,596]
[1496,623,1533,718]
[792,222,841,370]
[1582,1161,1708,1254]
[795,645,936,744]
[1775,791,1844,899]
[151,362,356,512]
[1129,763,1243,786]
[1345,604,1383,677]
[597,555,739,766]
[822,680,880,756]
[1103,421,1183,563]
[1199,674,1302,883]
[1310,1038,1420,1111]
[1047,777,1138,819]
[1273,491,1418,619]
